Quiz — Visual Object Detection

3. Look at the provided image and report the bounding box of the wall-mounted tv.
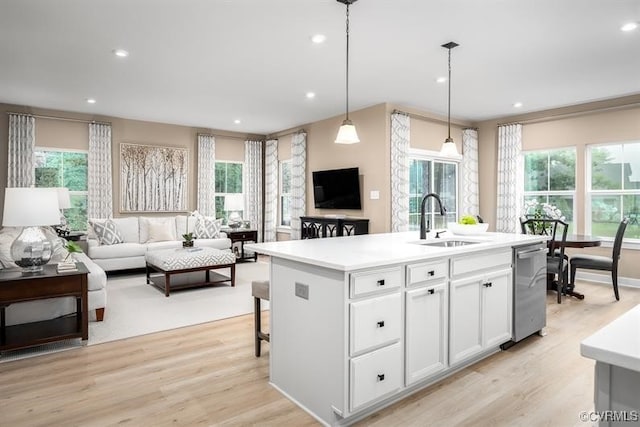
[312,167,362,210]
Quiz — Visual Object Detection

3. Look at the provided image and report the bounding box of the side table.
[224,229,258,262]
[0,263,89,352]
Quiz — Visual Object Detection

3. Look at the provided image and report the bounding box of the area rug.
[89,261,269,345]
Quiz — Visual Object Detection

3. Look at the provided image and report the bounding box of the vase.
[182,240,194,248]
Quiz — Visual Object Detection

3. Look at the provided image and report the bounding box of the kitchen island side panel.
[270,257,348,424]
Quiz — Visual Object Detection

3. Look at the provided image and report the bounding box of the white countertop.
[581,304,640,372]
[245,231,547,271]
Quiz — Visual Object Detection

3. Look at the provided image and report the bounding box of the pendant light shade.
[440,41,459,156]
[335,0,360,144]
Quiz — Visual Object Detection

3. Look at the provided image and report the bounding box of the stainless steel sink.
[412,239,481,247]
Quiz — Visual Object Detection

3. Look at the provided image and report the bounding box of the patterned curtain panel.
[197,134,216,217]
[88,123,113,219]
[7,113,35,187]
[496,123,523,232]
[244,140,263,242]
[263,139,278,242]
[290,131,307,240]
[390,112,410,232]
[461,128,479,217]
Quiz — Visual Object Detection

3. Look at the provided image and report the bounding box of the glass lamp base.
[11,226,53,273]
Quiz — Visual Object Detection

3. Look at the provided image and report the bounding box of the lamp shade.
[335,120,360,144]
[440,139,460,157]
[2,187,61,227]
[224,194,244,211]
[56,187,72,209]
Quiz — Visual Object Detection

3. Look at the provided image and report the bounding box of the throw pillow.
[194,217,222,239]
[147,221,176,242]
[89,219,124,245]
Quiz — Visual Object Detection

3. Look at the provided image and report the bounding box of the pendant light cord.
[345,3,350,121]
[447,46,451,140]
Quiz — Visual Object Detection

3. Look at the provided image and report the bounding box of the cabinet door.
[449,275,483,366]
[482,268,513,348]
[350,342,402,411]
[405,283,448,385]
[350,293,402,355]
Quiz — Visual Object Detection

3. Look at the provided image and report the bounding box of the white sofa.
[0,227,107,324]
[87,215,232,272]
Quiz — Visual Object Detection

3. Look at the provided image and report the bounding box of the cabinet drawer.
[451,250,511,277]
[350,293,401,355]
[406,260,448,286]
[350,342,402,411]
[350,267,401,297]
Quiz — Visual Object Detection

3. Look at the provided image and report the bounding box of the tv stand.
[300,216,369,239]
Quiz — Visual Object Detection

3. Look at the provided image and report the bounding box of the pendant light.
[335,0,360,144]
[440,41,460,156]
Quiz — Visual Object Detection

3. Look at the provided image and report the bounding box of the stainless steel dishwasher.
[504,242,548,348]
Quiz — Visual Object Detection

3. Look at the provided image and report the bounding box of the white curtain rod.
[7,111,111,126]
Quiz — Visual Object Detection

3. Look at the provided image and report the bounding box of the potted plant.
[182,232,194,248]
[63,241,83,261]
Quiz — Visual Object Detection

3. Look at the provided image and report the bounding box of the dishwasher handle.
[517,247,547,259]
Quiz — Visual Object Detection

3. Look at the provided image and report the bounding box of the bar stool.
[251,280,270,357]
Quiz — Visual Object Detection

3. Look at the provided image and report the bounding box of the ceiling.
[1,0,639,135]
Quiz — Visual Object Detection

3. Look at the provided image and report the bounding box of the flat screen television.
[312,167,362,210]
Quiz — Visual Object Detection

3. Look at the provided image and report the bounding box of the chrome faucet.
[420,193,447,239]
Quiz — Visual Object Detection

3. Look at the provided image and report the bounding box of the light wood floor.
[1,280,638,427]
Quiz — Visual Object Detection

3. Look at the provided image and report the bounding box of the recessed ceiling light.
[86,98,96,104]
[513,102,523,108]
[436,77,447,83]
[234,119,241,124]
[306,92,316,99]
[621,22,638,32]
[113,49,129,57]
[311,34,326,44]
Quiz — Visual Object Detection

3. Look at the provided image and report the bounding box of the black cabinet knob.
[483,282,493,288]
[428,289,435,295]
[377,320,385,328]
[377,279,385,287]
[377,374,385,382]
[427,270,435,277]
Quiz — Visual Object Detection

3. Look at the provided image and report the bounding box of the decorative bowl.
[447,222,490,235]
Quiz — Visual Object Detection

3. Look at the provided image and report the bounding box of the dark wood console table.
[300,216,369,239]
[0,263,89,352]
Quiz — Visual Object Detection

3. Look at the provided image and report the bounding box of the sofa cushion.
[146,241,182,251]
[147,221,176,242]
[90,242,146,259]
[194,217,222,239]
[90,219,124,245]
[140,217,177,243]
[88,217,139,243]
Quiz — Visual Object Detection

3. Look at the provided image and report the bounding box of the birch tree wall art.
[120,143,188,212]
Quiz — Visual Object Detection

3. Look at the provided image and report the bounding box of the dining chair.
[520,216,570,303]
[569,217,629,301]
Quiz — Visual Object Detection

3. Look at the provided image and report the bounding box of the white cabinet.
[350,293,401,355]
[450,267,512,366]
[405,282,448,385]
[350,342,402,411]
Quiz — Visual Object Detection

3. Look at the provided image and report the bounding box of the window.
[523,148,576,231]
[587,142,640,240]
[215,161,243,223]
[279,160,291,227]
[34,148,88,231]
[408,152,458,231]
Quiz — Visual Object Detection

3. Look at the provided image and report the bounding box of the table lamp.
[55,187,72,236]
[224,194,244,229]
[2,187,61,272]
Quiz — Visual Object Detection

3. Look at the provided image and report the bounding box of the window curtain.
[496,123,523,232]
[290,131,307,240]
[88,123,113,219]
[244,140,263,242]
[461,128,479,217]
[7,113,36,187]
[263,139,278,242]
[197,134,216,217]
[391,112,410,232]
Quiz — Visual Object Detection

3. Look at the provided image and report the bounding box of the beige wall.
[476,99,640,280]
[0,103,258,223]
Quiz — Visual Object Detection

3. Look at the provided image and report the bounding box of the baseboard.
[576,271,640,289]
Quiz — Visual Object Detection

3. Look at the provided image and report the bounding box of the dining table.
[551,234,602,299]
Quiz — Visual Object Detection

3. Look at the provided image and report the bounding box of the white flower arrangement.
[523,200,566,221]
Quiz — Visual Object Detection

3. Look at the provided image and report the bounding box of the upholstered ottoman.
[145,247,236,296]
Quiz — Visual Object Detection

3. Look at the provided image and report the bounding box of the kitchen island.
[245,231,547,426]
